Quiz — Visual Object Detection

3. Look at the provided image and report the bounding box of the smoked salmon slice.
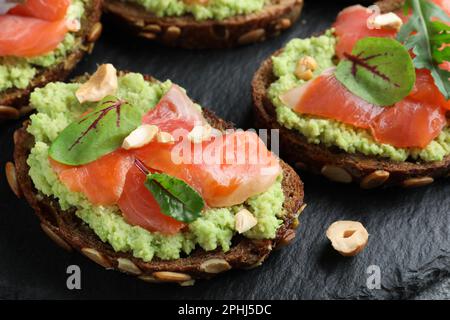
[50,149,134,206]
[50,85,281,234]
[8,0,71,21]
[370,99,447,148]
[280,68,448,148]
[280,68,384,129]
[333,5,399,59]
[117,165,185,235]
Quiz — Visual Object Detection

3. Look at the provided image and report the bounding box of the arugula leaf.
[145,173,205,223]
[335,37,416,106]
[397,0,450,99]
[49,96,141,165]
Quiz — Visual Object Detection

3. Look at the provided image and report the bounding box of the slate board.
[0,0,449,300]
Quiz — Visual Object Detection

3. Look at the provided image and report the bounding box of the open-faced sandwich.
[0,0,102,120]
[103,0,304,48]
[253,0,450,188]
[9,64,304,284]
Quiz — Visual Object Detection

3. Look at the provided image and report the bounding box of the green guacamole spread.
[27,73,285,262]
[0,0,86,93]
[126,0,266,21]
[268,30,450,162]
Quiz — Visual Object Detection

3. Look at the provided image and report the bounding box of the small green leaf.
[49,96,141,165]
[145,173,205,223]
[335,37,416,106]
[397,0,450,99]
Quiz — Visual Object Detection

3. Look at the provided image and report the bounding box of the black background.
[0,0,449,299]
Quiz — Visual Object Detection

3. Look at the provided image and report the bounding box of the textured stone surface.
[0,0,449,299]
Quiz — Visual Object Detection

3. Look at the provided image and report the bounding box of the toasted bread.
[103,0,303,49]
[0,0,103,120]
[10,74,304,284]
[252,0,450,189]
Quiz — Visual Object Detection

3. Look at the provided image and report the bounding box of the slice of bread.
[252,0,450,189]
[10,74,304,284]
[103,0,304,49]
[0,0,103,120]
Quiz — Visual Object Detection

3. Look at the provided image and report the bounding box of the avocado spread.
[126,0,266,21]
[27,73,285,262]
[268,30,450,162]
[0,0,86,93]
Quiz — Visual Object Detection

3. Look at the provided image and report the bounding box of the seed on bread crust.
[0,106,20,119]
[117,258,142,275]
[5,162,21,198]
[164,26,182,42]
[87,22,103,42]
[360,170,390,189]
[321,165,353,184]
[238,29,266,45]
[81,248,112,269]
[200,259,231,274]
[402,176,434,188]
[153,271,192,282]
[40,223,72,252]
[103,0,304,49]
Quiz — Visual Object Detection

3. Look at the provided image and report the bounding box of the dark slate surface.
[0,0,449,300]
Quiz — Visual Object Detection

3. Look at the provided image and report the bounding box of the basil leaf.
[49,96,141,165]
[145,173,204,223]
[335,37,416,106]
[397,0,450,99]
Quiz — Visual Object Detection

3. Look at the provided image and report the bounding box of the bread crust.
[251,0,450,188]
[0,0,103,119]
[103,0,303,49]
[11,75,304,284]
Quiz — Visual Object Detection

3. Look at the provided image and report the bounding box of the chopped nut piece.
[368,12,403,31]
[157,131,175,144]
[122,124,159,150]
[326,220,369,257]
[235,209,258,234]
[66,19,81,32]
[295,56,318,81]
[188,124,212,143]
[75,64,118,103]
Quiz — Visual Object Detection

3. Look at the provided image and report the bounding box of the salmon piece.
[280,68,384,129]
[50,149,134,206]
[8,0,71,21]
[0,15,68,57]
[370,99,447,148]
[333,5,399,59]
[410,68,450,110]
[117,165,185,235]
[433,0,450,15]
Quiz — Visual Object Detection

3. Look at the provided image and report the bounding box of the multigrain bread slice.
[9,74,304,284]
[103,0,304,49]
[0,0,103,120]
[252,0,450,189]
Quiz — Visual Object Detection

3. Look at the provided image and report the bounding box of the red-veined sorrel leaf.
[49,96,141,165]
[335,37,416,106]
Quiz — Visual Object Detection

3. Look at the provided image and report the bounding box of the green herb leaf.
[397,0,450,99]
[335,37,416,106]
[49,96,141,165]
[145,173,205,223]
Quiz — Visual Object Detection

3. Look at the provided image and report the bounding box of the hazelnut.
[122,125,159,150]
[367,12,403,31]
[326,220,369,257]
[295,56,318,81]
[76,64,118,103]
[235,209,258,234]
